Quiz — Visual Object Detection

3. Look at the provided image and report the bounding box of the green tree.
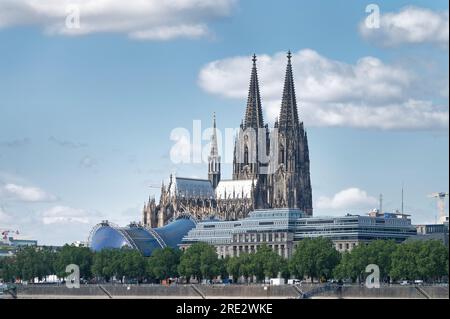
[289,238,340,282]
[120,248,146,281]
[333,250,361,282]
[217,257,228,280]
[0,257,17,282]
[390,241,421,281]
[334,240,396,283]
[237,253,254,283]
[147,247,181,281]
[253,244,284,281]
[416,240,449,282]
[14,246,55,281]
[279,257,290,281]
[366,240,397,282]
[91,249,116,282]
[390,240,449,282]
[178,243,220,282]
[54,245,93,280]
[225,255,241,282]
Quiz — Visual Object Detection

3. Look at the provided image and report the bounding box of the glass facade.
[181,209,418,255]
[89,217,196,257]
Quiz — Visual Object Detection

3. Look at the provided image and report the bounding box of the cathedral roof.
[215,179,257,199]
[168,176,215,199]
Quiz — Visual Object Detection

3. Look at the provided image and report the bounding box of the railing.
[0,285,17,299]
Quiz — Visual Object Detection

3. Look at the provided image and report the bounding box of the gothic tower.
[233,54,269,182]
[208,113,221,189]
[269,51,313,215]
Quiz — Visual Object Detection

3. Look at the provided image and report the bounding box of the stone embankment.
[12,284,449,299]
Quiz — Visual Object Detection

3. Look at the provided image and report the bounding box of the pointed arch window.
[279,146,285,165]
[244,145,249,165]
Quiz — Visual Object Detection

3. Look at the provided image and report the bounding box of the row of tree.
[334,239,449,282]
[0,239,448,284]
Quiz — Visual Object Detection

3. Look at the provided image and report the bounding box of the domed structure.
[89,216,196,257]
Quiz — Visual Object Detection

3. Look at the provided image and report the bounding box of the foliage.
[91,248,146,282]
[1,239,448,284]
[333,240,396,282]
[147,247,182,281]
[0,256,18,282]
[54,244,93,279]
[14,246,56,281]
[289,238,340,282]
[390,240,449,282]
[177,242,220,282]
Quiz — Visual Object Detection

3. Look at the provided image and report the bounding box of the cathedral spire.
[210,112,219,157]
[208,113,221,189]
[244,54,264,129]
[278,50,300,132]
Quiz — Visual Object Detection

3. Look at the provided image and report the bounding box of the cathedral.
[143,51,312,228]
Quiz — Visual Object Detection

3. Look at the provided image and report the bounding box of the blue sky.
[0,0,448,245]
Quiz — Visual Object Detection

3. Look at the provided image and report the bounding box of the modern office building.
[415,224,448,235]
[407,223,449,246]
[180,208,417,257]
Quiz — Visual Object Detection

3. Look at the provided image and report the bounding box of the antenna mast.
[379,194,383,215]
[401,184,404,217]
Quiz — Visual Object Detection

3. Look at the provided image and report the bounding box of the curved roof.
[90,217,196,257]
[89,225,132,252]
[154,217,196,248]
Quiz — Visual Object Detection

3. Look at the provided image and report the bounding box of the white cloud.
[0,183,57,202]
[0,0,237,40]
[198,49,449,130]
[316,188,378,210]
[359,6,449,48]
[41,205,91,225]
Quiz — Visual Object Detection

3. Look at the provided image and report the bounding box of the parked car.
[414,280,424,285]
[288,279,301,285]
[400,280,409,286]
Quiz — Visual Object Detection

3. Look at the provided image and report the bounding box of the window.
[244,146,249,165]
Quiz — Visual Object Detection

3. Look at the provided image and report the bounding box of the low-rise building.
[407,223,449,246]
[180,208,417,256]
[0,235,38,257]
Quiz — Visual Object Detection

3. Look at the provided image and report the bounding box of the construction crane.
[428,192,449,224]
[1,229,19,242]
